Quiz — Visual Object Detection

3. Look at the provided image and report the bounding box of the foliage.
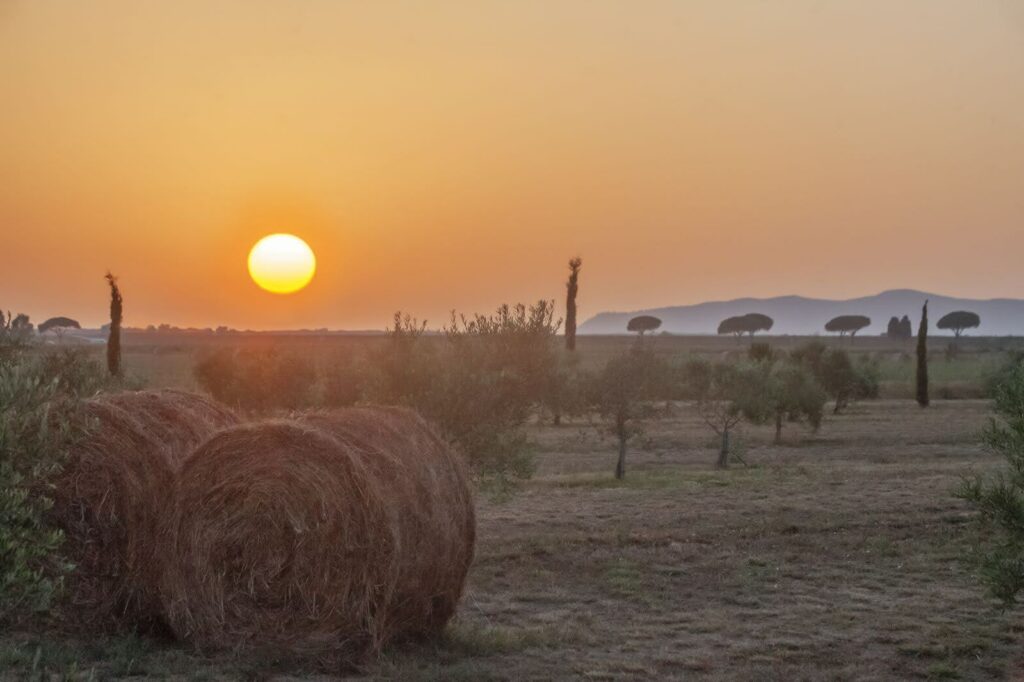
[1,312,35,360]
[588,348,664,479]
[938,310,981,338]
[106,273,123,378]
[824,315,871,337]
[766,363,826,443]
[917,301,929,407]
[717,313,774,337]
[887,315,913,339]
[685,359,770,468]
[565,257,582,352]
[194,346,317,411]
[748,342,775,363]
[958,363,1024,604]
[0,352,93,626]
[626,315,661,336]
[364,302,561,490]
[790,342,878,414]
[540,350,588,426]
[37,318,81,335]
[35,349,109,398]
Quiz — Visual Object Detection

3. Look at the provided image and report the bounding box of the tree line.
[622,309,981,339]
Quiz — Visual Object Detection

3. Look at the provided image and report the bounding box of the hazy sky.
[2,1,1022,329]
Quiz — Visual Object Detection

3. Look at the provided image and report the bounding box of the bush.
[540,350,588,426]
[0,355,86,626]
[364,302,560,490]
[194,346,316,411]
[35,349,109,398]
[790,342,877,413]
[958,363,1024,604]
[767,363,827,443]
[588,348,664,478]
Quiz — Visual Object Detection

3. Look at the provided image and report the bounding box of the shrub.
[958,363,1024,604]
[540,350,588,426]
[767,363,827,443]
[790,342,877,414]
[588,348,664,479]
[35,349,108,398]
[687,360,772,468]
[364,302,560,490]
[194,346,316,411]
[0,357,79,626]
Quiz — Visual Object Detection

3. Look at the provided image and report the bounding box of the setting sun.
[247,234,316,294]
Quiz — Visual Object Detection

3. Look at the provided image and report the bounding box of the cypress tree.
[900,315,912,339]
[887,316,899,338]
[916,300,929,407]
[565,257,582,351]
[106,272,123,378]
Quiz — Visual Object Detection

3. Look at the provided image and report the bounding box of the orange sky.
[2,1,1023,329]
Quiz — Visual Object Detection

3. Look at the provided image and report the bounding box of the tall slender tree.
[106,272,123,378]
[916,300,929,407]
[564,257,582,351]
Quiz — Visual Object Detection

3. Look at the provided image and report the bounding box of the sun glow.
[247,234,316,294]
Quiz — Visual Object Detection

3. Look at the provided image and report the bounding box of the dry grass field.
[4,389,1022,680]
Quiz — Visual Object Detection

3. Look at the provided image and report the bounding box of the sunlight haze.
[2,0,1022,329]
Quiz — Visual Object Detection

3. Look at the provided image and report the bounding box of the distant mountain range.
[578,289,1024,336]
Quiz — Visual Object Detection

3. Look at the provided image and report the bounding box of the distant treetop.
[937,311,980,338]
[627,315,662,335]
[824,315,871,337]
[38,316,81,334]
[717,313,774,337]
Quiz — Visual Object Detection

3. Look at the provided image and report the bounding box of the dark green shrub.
[958,363,1024,604]
[0,355,85,626]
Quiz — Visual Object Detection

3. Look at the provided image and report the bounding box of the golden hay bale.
[51,389,238,633]
[160,407,475,659]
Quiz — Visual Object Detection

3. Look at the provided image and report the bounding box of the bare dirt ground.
[3,399,1020,680]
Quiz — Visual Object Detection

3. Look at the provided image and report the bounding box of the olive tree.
[790,341,878,414]
[590,348,663,479]
[686,360,771,468]
[767,364,826,443]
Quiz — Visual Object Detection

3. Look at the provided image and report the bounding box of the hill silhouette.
[578,289,1024,336]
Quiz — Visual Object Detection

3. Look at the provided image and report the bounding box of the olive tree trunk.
[615,432,627,480]
[716,428,730,469]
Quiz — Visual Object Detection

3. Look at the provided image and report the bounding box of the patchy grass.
[3,399,1022,680]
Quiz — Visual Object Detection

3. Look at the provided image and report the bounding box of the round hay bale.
[160,407,475,659]
[51,389,238,633]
